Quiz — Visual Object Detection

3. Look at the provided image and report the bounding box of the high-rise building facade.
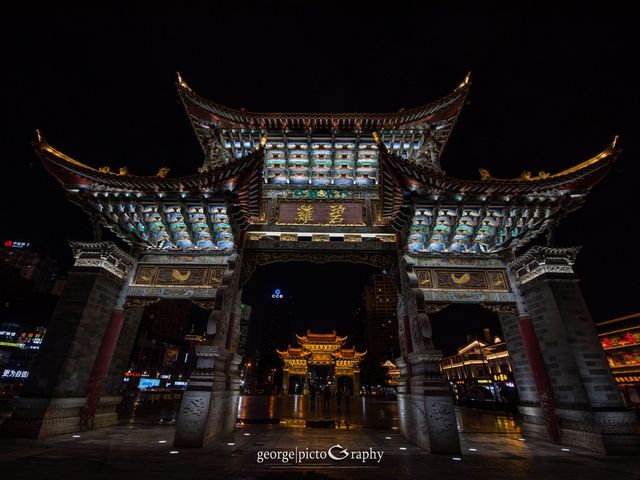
[237,304,252,358]
[363,274,398,362]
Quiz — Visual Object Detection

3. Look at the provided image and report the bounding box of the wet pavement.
[124,394,522,433]
[0,397,637,479]
[238,395,403,429]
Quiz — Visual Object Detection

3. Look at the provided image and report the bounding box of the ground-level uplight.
[452,457,462,461]
[243,433,251,436]
[158,440,167,444]
[468,448,477,452]
[561,448,571,452]
[228,442,235,446]
[385,436,392,440]
[72,435,80,438]
[399,447,407,451]
[169,451,179,454]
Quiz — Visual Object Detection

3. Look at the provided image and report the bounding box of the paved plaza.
[1,405,638,480]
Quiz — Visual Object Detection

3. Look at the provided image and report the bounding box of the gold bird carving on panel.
[451,272,471,285]
[171,269,191,282]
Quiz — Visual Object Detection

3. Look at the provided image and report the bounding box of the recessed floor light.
[468,448,477,452]
[399,447,407,451]
[72,435,80,438]
[169,451,179,454]
[452,457,462,461]
[243,433,250,436]
[561,448,571,452]
[158,440,167,444]
[228,442,235,446]
[385,436,392,440]
[519,438,526,441]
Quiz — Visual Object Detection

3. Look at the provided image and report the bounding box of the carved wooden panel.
[435,270,488,289]
[132,265,226,288]
[135,265,157,284]
[415,268,510,292]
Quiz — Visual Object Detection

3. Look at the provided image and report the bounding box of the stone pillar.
[495,311,540,404]
[1,241,134,438]
[282,371,290,395]
[396,255,461,454]
[491,307,552,440]
[517,314,560,442]
[98,306,144,428]
[174,254,242,447]
[510,246,640,454]
[79,309,126,430]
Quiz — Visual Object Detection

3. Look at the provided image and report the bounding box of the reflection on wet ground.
[122,393,522,434]
[238,394,399,429]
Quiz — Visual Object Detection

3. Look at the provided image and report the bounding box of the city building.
[237,304,252,359]
[363,274,398,362]
[440,332,514,405]
[596,313,640,407]
[1,241,62,294]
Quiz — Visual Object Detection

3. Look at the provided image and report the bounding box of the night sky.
[3,4,638,351]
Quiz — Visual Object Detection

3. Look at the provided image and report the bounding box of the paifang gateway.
[3,73,638,455]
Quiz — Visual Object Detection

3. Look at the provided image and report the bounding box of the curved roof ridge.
[176,71,470,130]
[478,136,620,183]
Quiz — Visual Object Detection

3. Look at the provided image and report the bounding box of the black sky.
[2,3,639,327]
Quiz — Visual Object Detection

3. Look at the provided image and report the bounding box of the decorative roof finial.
[611,135,619,149]
[35,129,43,143]
[457,71,472,89]
[176,71,192,92]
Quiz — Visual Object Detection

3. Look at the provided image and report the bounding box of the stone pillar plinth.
[174,345,241,447]
[1,241,134,439]
[396,352,461,454]
[511,246,640,454]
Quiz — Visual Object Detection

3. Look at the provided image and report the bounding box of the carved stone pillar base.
[555,408,640,454]
[93,396,122,429]
[518,405,549,440]
[396,353,461,454]
[1,397,85,438]
[174,345,240,447]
